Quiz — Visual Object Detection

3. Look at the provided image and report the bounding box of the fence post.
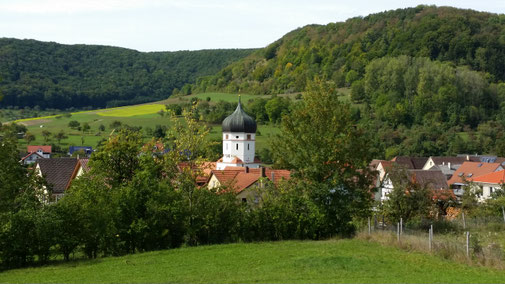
[466,231,470,258]
[382,215,385,230]
[368,217,371,235]
[400,218,403,235]
[428,227,432,252]
[397,222,400,242]
[430,224,433,248]
[501,206,505,223]
[462,211,466,230]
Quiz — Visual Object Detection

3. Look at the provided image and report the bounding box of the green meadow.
[2,239,505,283]
[9,93,285,153]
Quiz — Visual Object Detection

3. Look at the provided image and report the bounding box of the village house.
[208,166,291,203]
[471,170,505,201]
[377,169,448,202]
[35,157,89,201]
[68,146,93,157]
[20,145,52,165]
[447,161,503,198]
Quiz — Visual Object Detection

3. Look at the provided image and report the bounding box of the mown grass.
[2,239,505,283]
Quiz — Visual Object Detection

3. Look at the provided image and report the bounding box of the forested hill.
[0,38,255,109]
[192,5,505,95]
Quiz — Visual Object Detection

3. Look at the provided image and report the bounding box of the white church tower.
[216,96,260,170]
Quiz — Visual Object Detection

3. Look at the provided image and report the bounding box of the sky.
[1,0,505,52]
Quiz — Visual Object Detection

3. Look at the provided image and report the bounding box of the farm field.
[2,239,505,283]
[9,93,286,153]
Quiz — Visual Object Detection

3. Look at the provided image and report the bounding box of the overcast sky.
[1,0,504,52]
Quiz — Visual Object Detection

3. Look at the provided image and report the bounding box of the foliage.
[193,6,505,96]
[271,79,375,235]
[0,38,255,109]
[381,165,432,223]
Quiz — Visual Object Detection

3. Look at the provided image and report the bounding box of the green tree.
[271,79,375,235]
[68,120,80,129]
[54,130,67,144]
[24,132,35,144]
[41,130,52,143]
[381,166,432,223]
[82,122,91,133]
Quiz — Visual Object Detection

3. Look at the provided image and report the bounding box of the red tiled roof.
[391,156,428,169]
[447,162,501,185]
[20,151,44,161]
[27,145,52,153]
[472,170,505,184]
[211,167,291,193]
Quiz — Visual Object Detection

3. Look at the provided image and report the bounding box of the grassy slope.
[10,92,290,152]
[2,239,505,283]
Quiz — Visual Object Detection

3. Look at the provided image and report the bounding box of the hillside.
[2,239,505,283]
[0,38,255,109]
[193,5,505,95]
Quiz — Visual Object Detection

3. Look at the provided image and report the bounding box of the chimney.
[466,155,469,161]
[245,166,249,173]
[261,167,266,177]
[271,172,275,183]
[448,162,451,170]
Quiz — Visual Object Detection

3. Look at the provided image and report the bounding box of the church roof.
[222,97,257,133]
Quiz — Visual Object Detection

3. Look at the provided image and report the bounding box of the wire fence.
[361,215,505,268]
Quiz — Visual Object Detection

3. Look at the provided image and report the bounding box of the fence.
[361,215,505,269]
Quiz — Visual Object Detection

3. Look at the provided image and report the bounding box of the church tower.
[216,96,260,170]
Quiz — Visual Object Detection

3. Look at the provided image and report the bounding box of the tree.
[54,130,68,144]
[41,130,52,143]
[98,124,105,132]
[24,132,35,144]
[89,129,143,188]
[109,120,122,129]
[68,120,80,129]
[82,122,90,133]
[271,79,376,235]
[381,166,432,223]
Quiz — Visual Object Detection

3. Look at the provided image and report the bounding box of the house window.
[236,136,239,139]
[225,134,229,139]
[490,187,494,194]
[248,144,250,150]
[242,198,247,203]
[236,144,238,150]
[247,134,251,140]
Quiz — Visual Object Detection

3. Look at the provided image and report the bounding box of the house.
[208,166,291,203]
[447,161,503,198]
[35,157,90,201]
[27,145,52,158]
[68,146,93,157]
[20,151,45,165]
[391,156,428,169]
[377,169,448,202]
[467,170,505,202]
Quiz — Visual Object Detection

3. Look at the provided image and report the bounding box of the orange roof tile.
[447,162,502,185]
[27,145,52,153]
[472,170,505,184]
[211,167,291,193]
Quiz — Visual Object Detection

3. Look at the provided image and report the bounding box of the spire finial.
[238,94,241,105]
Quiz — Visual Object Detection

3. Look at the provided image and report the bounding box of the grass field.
[8,93,284,153]
[1,239,505,283]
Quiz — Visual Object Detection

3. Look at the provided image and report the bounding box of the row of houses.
[372,155,505,203]
[20,145,93,165]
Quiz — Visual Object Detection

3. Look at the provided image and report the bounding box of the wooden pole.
[382,215,385,230]
[430,224,433,247]
[462,211,466,230]
[368,217,371,235]
[400,218,403,235]
[466,231,470,257]
[428,227,432,251]
[501,206,505,223]
[397,223,400,242]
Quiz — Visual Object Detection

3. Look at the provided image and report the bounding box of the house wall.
[207,175,221,190]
